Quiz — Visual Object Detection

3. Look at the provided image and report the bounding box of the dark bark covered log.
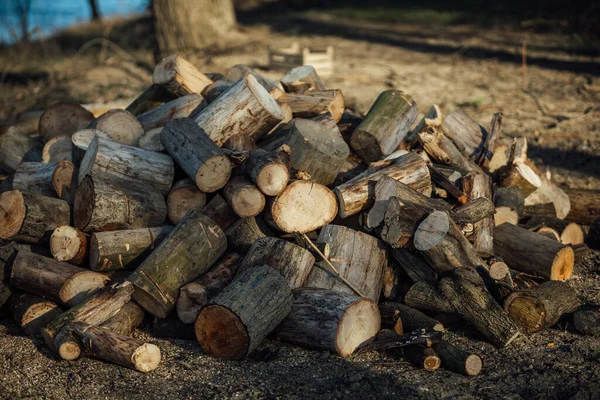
[404,345,441,371]
[573,308,600,336]
[462,173,494,257]
[89,109,145,146]
[12,161,56,197]
[176,253,242,324]
[521,216,584,245]
[278,90,344,122]
[167,179,206,225]
[428,165,467,205]
[563,188,600,225]
[439,268,520,348]
[240,237,315,289]
[50,226,88,265]
[89,226,174,272]
[350,90,417,163]
[79,136,175,195]
[129,208,226,318]
[41,135,72,163]
[277,288,380,357]
[8,292,62,336]
[11,250,109,306]
[195,264,293,360]
[440,109,486,160]
[504,281,580,333]
[449,197,496,225]
[523,203,557,219]
[38,102,94,142]
[0,190,70,244]
[379,301,404,334]
[280,66,326,93]
[125,83,177,116]
[225,216,272,254]
[266,180,337,233]
[433,340,483,376]
[404,281,456,315]
[223,176,266,218]
[194,74,284,144]
[242,147,290,196]
[494,223,574,281]
[201,194,237,231]
[335,152,432,218]
[161,118,232,193]
[380,302,444,332]
[418,127,483,174]
[153,54,213,96]
[304,225,386,302]
[100,302,145,336]
[74,176,167,232]
[52,160,78,205]
[0,126,44,174]
[137,93,203,132]
[391,248,438,282]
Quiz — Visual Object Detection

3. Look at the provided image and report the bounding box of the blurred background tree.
[89,0,101,21]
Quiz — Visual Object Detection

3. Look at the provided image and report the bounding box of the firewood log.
[225,216,273,253]
[462,173,494,257]
[433,340,482,376]
[404,281,456,315]
[8,293,62,336]
[521,216,584,245]
[242,147,290,196]
[161,118,232,192]
[11,250,108,306]
[0,127,44,174]
[153,54,213,96]
[79,136,175,195]
[201,194,238,231]
[129,208,226,318]
[41,135,72,163]
[280,66,326,93]
[404,345,441,371]
[12,161,56,197]
[449,197,496,225]
[278,90,344,122]
[391,248,438,282]
[564,188,600,225]
[265,180,337,233]
[277,288,380,357]
[138,128,164,152]
[335,152,432,218]
[194,74,284,144]
[125,83,177,116]
[494,223,574,281]
[428,165,467,205]
[523,203,556,218]
[225,65,280,94]
[137,93,203,132]
[68,322,161,372]
[333,155,367,186]
[504,281,580,333]
[201,80,232,103]
[304,225,386,302]
[440,109,486,160]
[439,268,520,348]
[222,134,256,152]
[176,253,242,324]
[50,226,88,266]
[195,264,293,360]
[99,302,145,336]
[223,176,266,218]
[89,109,145,146]
[167,179,207,225]
[382,197,433,248]
[573,307,600,336]
[417,127,483,174]
[493,186,524,226]
[587,217,600,250]
[380,302,444,332]
[240,237,315,289]
[0,190,70,244]
[89,226,174,272]
[38,102,94,142]
[70,128,108,166]
[350,90,418,163]
[52,160,78,205]
[74,176,167,232]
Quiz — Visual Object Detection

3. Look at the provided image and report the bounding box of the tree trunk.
[89,0,101,20]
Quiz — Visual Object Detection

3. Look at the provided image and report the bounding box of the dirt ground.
[1,9,599,400]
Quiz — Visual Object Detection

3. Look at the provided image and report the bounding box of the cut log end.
[488,261,510,280]
[245,74,284,121]
[464,354,483,376]
[59,271,109,306]
[504,295,545,333]
[336,298,381,357]
[423,355,442,371]
[231,185,266,218]
[73,177,94,230]
[58,340,81,361]
[551,246,575,281]
[50,226,87,264]
[195,155,232,193]
[0,190,26,239]
[256,163,289,196]
[132,343,162,373]
[195,304,249,360]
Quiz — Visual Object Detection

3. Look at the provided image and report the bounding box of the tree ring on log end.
[195,155,232,193]
[132,343,161,372]
[59,272,109,306]
[256,163,289,196]
[504,294,545,334]
[336,298,381,357]
[195,304,249,360]
[424,355,442,371]
[231,186,265,218]
[0,190,26,239]
[465,354,483,376]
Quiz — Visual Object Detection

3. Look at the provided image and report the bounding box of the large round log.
[50,226,88,266]
[38,102,94,142]
[89,109,145,146]
[195,264,292,360]
[277,288,380,357]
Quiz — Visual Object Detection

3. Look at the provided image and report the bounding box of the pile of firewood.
[1,55,599,375]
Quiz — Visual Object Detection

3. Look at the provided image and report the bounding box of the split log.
[129,208,226,318]
[0,190,70,244]
[280,65,326,93]
[0,127,44,174]
[225,216,273,253]
[52,160,78,205]
[587,217,600,250]
[89,109,145,146]
[68,322,161,372]
[278,90,344,122]
[8,293,62,336]
[41,135,72,163]
[161,118,232,192]
[440,109,486,160]
[100,302,145,336]
[195,264,293,360]
[12,161,56,197]
[242,147,290,196]
[404,281,456,315]
[462,173,494,257]
[521,216,584,245]
[137,93,203,132]
[564,188,600,225]
[38,102,94,142]
[428,165,467,205]
[381,197,433,248]
[194,74,284,145]
[223,176,266,218]
[79,136,175,195]
[494,223,574,281]
[304,225,386,302]
[201,194,238,231]
[417,127,483,174]
[176,253,242,324]
[153,54,213,96]
[222,134,256,152]
[266,180,337,233]
[125,83,177,115]
[11,250,109,306]
[167,179,207,225]
[89,226,174,272]
[201,80,232,103]
[240,237,315,289]
[335,152,432,218]
[573,308,600,336]
[277,288,380,357]
[350,90,418,163]
[50,226,88,265]
[433,340,483,376]
[380,302,444,332]
[439,268,520,348]
[404,345,441,371]
[449,198,496,225]
[74,176,167,232]
[391,248,438,282]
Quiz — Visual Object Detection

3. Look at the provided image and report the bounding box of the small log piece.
[137,93,203,132]
[222,134,256,152]
[0,127,44,174]
[404,281,456,315]
[225,216,273,254]
[449,197,496,225]
[153,54,213,96]
[428,165,468,205]
[201,194,238,231]
[50,226,88,265]
[418,127,483,174]
[564,188,600,225]
[167,179,207,225]
[38,102,94,142]
[52,160,78,205]
[41,135,72,163]
[225,65,280,94]
[404,345,442,371]
[201,80,232,103]
[280,65,326,93]
[223,176,266,218]
[278,90,344,122]
[70,128,107,166]
[380,302,444,332]
[462,173,494,257]
[433,340,483,376]
[381,197,434,249]
[242,147,290,196]
[100,302,145,336]
[8,293,62,336]
[138,128,165,152]
[440,109,486,160]
[89,109,145,146]
[12,161,56,197]
[521,216,584,245]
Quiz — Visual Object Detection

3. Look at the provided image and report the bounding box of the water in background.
[0,0,148,44]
